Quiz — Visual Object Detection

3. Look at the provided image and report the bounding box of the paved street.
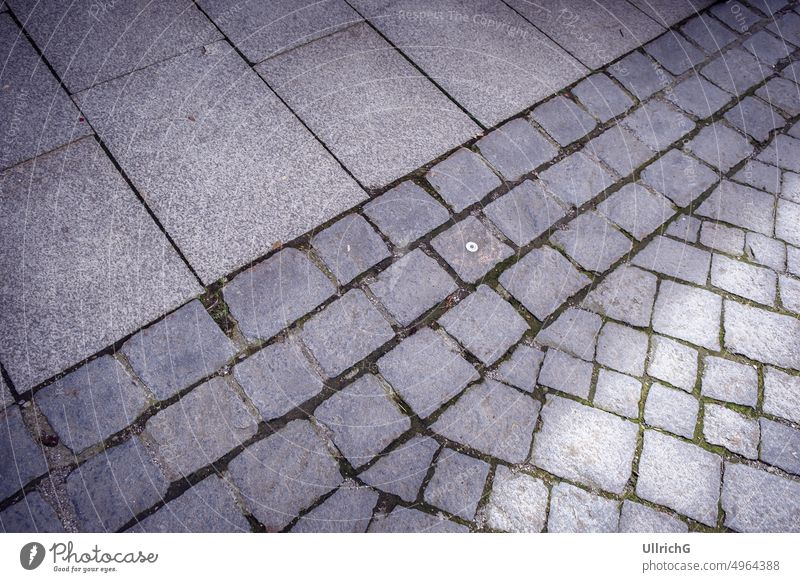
[1,0,800,533]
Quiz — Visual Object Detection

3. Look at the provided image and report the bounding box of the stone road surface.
[2,0,800,533]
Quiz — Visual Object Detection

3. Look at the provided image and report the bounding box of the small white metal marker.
[465,241,478,253]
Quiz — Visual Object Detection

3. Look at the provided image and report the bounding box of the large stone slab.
[722,462,800,532]
[257,23,478,188]
[0,138,200,391]
[628,0,714,26]
[9,0,221,93]
[75,41,366,284]
[349,0,587,126]
[506,0,664,69]
[0,14,90,170]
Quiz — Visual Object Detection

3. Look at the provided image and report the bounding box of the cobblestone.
[476,118,557,181]
[700,222,746,255]
[492,345,545,393]
[735,160,781,194]
[633,235,711,285]
[426,149,501,212]
[760,418,800,475]
[483,180,566,247]
[686,123,755,172]
[596,322,649,377]
[701,49,767,95]
[311,215,390,285]
[536,308,602,362]
[644,32,705,75]
[368,507,467,533]
[482,466,548,532]
[783,171,800,203]
[582,265,658,327]
[363,182,450,248]
[292,482,378,533]
[703,404,759,459]
[724,301,800,371]
[648,335,699,392]
[701,356,759,407]
[757,78,800,117]
[711,254,777,305]
[780,274,800,313]
[531,96,597,146]
[640,149,719,207]
[757,134,800,172]
[666,74,732,118]
[572,73,634,123]
[745,30,793,65]
[777,199,800,247]
[538,349,594,399]
[722,462,800,532]
[724,97,786,142]
[0,491,63,533]
[0,405,47,501]
[609,52,673,100]
[652,281,722,351]
[586,125,655,177]
[598,182,674,241]
[548,482,619,533]
[644,382,699,439]
[432,216,514,284]
[551,212,633,273]
[763,367,800,423]
[681,14,736,53]
[747,233,787,272]
[594,369,643,418]
[618,500,687,533]
[710,1,761,31]
[423,449,490,520]
[540,152,615,208]
[359,436,438,502]
[666,215,702,242]
[621,100,695,151]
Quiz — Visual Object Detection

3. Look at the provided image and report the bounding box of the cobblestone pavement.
[2,0,800,533]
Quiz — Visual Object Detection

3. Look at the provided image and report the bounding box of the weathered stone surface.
[701,49,767,95]
[764,367,800,423]
[360,436,439,502]
[619,500,687,533]
[724,301,800,371]
[292,481,379,533]
[652,281,722,350]
[710,1,761,31]
[548,482,619,533]
[781,274,800,313]
[551,212,632,273]
[363,182,450,248]
[312,215,390,285]
[133,475,249,533]
[368,507,467,533]
[769,10,800,45]
[760,418,800,475]
[484,180,566,247]
[426,148,501,212]
[686,123,754,172]
[636,430,721,526]
[301,290,394,378]
[644,382,699,439]
[439,285,528,365]
[621,100,695,151]
[67,438,168,532]
[0,375,11,412]
[0,491,63,533]
[582,265,658,327]
[532,395,639,494]
[700,222,745,255]
[145,378,258,477]
[493,345,545,394]
[378,328,478,418]
[122,300,236,400]
[36,356,148,453]
[632,235,711,285]
[314,374,409,468]
[531,96,596,146]
[711,254,777,305]
[431,216,514,284]
[596,322,649,377]
[783,171,800,203]
[701,356,759,407]
[645,32,705,75]
[432,380,540,464]
[598,182,674,241]
[369,249,457,326]
[476,118,558,181]
[228,420,343,531]
[777,199,800,247]
[722,462,800,532]
[225,248,335,342]
[540,152,615,208]
[572,73,634,122]
[500,246,591,321]
[538,349,594,399]
[536,308,602,362]
[482,466,548,533]
[735,160,781,194]
[703,403,759,459]
[757,77,800,117]
[641,149,719,207]
[424,449,490,520]
[0,405,47,501]
[666,215,701,243]
[234,339,324,422]
[681,14,736,53]
[790,246,800,277]
[586,124,655,177]
[594,369,642,419]
[757,134,800,172]
[666,74,732,118]
[725,97,786,142]
[609,51,672,100]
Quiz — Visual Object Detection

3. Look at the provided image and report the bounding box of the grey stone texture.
[598,182,674,241]
[0,491,64,533]
[572,73,634,122]
[781,274,800,313]
[722,462,800,532]
[593,369,643,419]
[636,430,722,526]
[700,222,745,255]
[484,180,566,247]
[530,96,597,146]
[784,171,800,202]
[686,123,755,172]
[532,395,639,494]
[369,249,457,326]
[701,356,759,407]
[760,418,800,475]
[666,74,732,118]
[0,375,12,412]
[76,41,366,284]
[0,13,91,170]
[538,349,594,399]
[67,438,168,532]
[644,32,705,75]
[312,215,390,285]
[596,322,649,377]
[0,405,48,501]
[724,301,800,371]
[228,420,343,531]
[536,308,602,362]
[439,285,528,365]
[619,500,687,533]
[703,403,759,459]
[644,382,699,438]
[35,355,148,453]
[725,97,786,142]
[493,345,545,394]
[551,212,632,273]
[609,51,673,100]
[640,149,719,207]
[757,134,800,172]
[378,328,478,418]
[633,235,711,285]
[0,138,200,392]
[292,481,379,533]
[301,289,394,378]
[582,265,658,327]
[757,78,800,117]
[145,377,258,477]
[681,14,737,53]
[735,160,781,195]
[621,100,695,151]
[777,199,800,247]
[586,124,656,177]
[631,0,716,27]
[423,449,490,520]
[134,475,249,533]
[122,300,236,400]
[711,254,777,305]
[548,482,620,533]
[500,246,591,321]
[666,215,701,242]
[363,182,449,248]
[476,119,558,181]
[432,216,514,284]
[368,507,467,533]
[763,367,800,423]
[224,248,335,342]
[697,181,775,236]
[701,49,767,95]
[540,152,615,208]
[483,466,548,533]
[648,335,699,392]
[426,149,501,212]
[359,435,439,502]
[314,374,410,468]
[769,9,800,44]
[652,280,722,351]
[234,339,324,422]
[257,22,479,188]
[710,1,761,31]
[432,380,540,463]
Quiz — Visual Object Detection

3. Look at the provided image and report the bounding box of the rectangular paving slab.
[75,41,366,284]
[349,0,587,127]
[256,22,479,188]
